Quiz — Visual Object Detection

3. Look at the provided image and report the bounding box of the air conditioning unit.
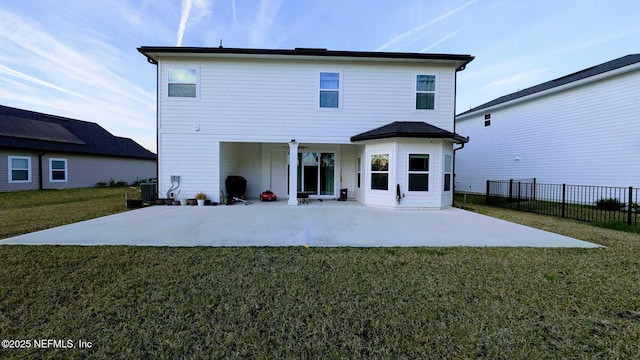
[140,183,157,202]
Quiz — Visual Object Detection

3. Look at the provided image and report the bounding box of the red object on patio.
[260,190,277,201]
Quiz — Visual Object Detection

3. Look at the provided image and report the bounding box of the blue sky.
[1,0,638,152]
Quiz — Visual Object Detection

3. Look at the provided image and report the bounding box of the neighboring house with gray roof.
[138,46,473,208]
[455,54,640,193]
[0,105,156,191]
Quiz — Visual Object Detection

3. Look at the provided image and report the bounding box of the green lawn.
[1,189,639,358]
[0,188,126,239]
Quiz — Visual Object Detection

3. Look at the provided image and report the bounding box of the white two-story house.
[138,47,473,208]
[455,54,640,193]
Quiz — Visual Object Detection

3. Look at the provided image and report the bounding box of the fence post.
[629,186,633,226]
[533,178,537,202]
[562,183,566,218]
[509,179,513,203]
[484,180,490,205]
[517,181,521,210]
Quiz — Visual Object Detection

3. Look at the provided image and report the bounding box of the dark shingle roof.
[138,46,475,71]
[458,54,640,117]
[350,121,468,143]
[0,105,156,159]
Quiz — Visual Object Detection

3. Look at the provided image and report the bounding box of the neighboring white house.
[455,54,640,194]
[138,47,473,208]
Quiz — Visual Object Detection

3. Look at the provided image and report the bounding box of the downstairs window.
[408,154,429,191]
[371,154,389,190]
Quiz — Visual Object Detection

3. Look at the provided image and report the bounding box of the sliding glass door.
[289,152,335,196]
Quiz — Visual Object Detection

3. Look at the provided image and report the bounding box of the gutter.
[140,51,161,196]
[453,140,467,152]
[38,153,45,190]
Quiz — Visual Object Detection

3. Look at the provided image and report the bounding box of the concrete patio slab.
[1,201,601,248]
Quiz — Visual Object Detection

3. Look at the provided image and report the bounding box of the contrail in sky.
[231,0,237,25]
[375,0,478,51]
[177,0,193,46]
[421,28,464,52]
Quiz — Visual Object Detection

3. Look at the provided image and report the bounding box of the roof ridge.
[457,54,640,117]
[0,104,97,126]
[0,104,155,159]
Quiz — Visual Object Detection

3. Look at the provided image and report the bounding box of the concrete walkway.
[1,201,601,248]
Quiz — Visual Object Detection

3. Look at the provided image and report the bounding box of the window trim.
[318,71,342,109]
[407,153,430,192]
[167,68,199,99]
[370,153,390,191]
[8,156,32,183]
[415,74,437,110]
[49,158,68,183]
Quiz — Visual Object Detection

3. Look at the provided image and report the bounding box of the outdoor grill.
[225,176,247,199]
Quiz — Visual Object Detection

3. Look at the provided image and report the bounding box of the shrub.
[100,178,129,188]
[131,177,156,186]
[595,198,624,211]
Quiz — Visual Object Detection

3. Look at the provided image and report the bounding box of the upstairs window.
[408,154,429,191]
[319,72,340,108]
[49,158,68,182]
[484,114,491,127]
[168,69,197,98]
[9,156,31,183]
[416,75,436,110]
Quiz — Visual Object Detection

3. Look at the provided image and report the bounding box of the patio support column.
[288,140,299,205]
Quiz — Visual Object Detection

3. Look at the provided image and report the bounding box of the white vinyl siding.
[455,66,640,193]
[157,59,456,142]
[158,133,218,200]
[155,56,460,207]
[8,156,31,183]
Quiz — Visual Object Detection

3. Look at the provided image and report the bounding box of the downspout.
[155,59,159,198]
[147,55,159,198]
[38,153,46,190]
[453,138,468,202]
[452,63,468,202]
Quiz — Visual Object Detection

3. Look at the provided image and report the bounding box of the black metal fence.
[486,178,639,227]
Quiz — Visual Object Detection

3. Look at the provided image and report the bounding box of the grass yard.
[0,188,127,239]
[1,189,640,358]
